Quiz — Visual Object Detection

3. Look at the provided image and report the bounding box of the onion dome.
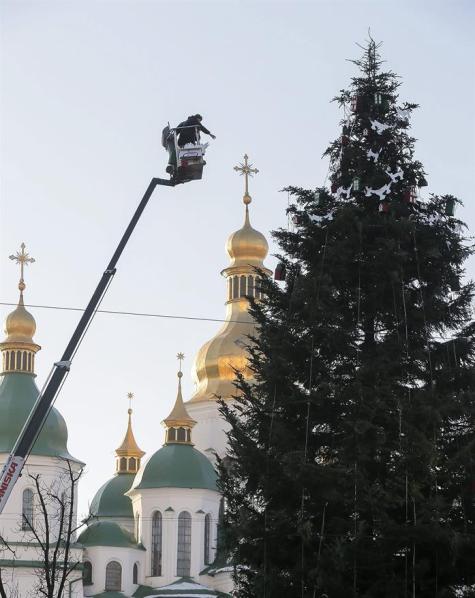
[130,363,217,492]
[0,244,78,461]
[89,473,135,519]
[162,358,196,444]
[226,199,269,268]
[0,373,77,459]
[90,396,145,519]
[115,393,145,474]
[78,521,144,550]
[1,244,40,375]
[190,155,271,403]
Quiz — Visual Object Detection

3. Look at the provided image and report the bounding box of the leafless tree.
[22,459,89,598]
[0,535,19,598]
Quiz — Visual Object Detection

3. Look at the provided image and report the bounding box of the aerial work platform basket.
[162,124,208,184]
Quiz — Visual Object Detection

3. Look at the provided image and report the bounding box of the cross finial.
[177,352,185,377]
[9,243,35,292]
[233,154,259,205]
[127,391,134,413]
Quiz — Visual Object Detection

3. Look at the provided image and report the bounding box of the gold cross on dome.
[234,154,259,203]
[177,352,185,373]
[127,392,134,410]
[9,242,35,292]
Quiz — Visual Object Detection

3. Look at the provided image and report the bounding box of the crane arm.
[0,177,174,513]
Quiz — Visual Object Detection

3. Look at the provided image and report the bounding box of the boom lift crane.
[0,143,209,513]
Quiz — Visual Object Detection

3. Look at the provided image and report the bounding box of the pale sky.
[1,0,474,518]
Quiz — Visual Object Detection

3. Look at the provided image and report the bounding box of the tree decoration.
[274,262,286,281]
[370,118,391,134]
[418,176,428,187]
[445,196,456,216]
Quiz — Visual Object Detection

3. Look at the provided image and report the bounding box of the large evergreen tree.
[219,39,475,598]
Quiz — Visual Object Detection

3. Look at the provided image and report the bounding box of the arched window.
[22,488,34,530]
[232,276,239,299]
[133,562,138,584]
[9,351,15,369]
[177,427,186,442]
[151,511,162,576]
[119,457,127,471]
[255,277,261,299]
[240,275,247,297]
[105,561,122,591]
[83,561,93,585]
[248,275,254,297]
[129,457,136,471]
[204,513,211,565]
[168,428,176,442]
[28,353,32,371]
[227,278,232,301]
[177,511,192,576]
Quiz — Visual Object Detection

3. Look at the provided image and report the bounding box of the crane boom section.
[0,177,174,514]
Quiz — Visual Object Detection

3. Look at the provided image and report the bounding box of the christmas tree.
[219,39,475,598]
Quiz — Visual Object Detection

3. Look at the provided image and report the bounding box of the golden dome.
[115,395,145,474]
[191,302,256,402]
[189,156,271,403]
[1,243,41,375]
[116,408,145,459]
[226,204,269,268]
[163,363,196,444]
[4,293,36,344]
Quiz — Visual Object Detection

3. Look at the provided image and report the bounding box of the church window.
[129,457,136,471]
[22,488,34,530]
[83,561,93,585]
[16,351,21,369]
[227,278,232,301]
[21,351,26,370]
[186,429,191,442]
[105,561,122,591]
[9,351,15,369]
[177,511,192,576]
[28,353,32,371]
[177,427,186,442]
[133,562,138,584]
[151,511,162,576]
[119,457,127,472]
[240,275,246,297]
[204,513,212,565]
[232,276,239,299]
[248,275,254,297]
[255,277,262,299]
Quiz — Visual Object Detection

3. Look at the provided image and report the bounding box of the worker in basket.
[177,114,216,146]
[162,114,216,179]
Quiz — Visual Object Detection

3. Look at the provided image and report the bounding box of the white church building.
[0,164,271,598]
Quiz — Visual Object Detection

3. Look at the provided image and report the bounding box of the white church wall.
[82,544,145,597]
[186,400,233,461]
[0,454,82,541]
[0,453,84,596]
[129,487,220,587]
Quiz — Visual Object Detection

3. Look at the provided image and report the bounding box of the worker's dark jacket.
[177,117,211,147]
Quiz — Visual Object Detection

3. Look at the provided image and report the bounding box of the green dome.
[132,444,217,492]
[90,473,135,518]
[0,372,78,460]
[78,521,144,550]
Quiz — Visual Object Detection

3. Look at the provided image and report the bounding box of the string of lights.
[0,301,248,326]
